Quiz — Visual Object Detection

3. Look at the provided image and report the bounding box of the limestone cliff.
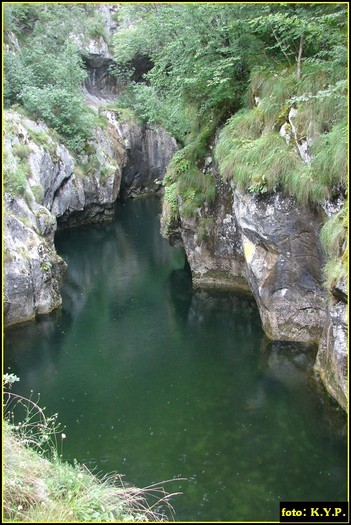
[4,109,126,326]
[116,119,178,199]
[234,190,327,344]
[162,163,347,410]
[177,179,249,292]
[314,280,348,411]
[4,5,177,327]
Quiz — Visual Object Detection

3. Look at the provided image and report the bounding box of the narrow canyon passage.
[5,198,347,521]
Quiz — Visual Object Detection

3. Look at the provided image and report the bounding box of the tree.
[4,4,97,152]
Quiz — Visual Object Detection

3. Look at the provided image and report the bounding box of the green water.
[5,197,347,521]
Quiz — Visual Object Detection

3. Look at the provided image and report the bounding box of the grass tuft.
[320,201,348,291]
[4,380,180,522]
[310,121,347,191]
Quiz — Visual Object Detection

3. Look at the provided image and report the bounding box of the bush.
[12,142,31,160]
[22,86,96,153]
[320,202,348,290]
[5,164,28,196]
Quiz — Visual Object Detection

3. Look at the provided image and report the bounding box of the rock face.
[4,110,126,326]
[117,120,178,198]
[98,111,178,199]
[314,287,348,411]
[53,125,126,229]
[4,103,176,326]
[169,181,348,409]
[83,57,120,103]
[234,190,327,343]
[178,180,249,291]
[80,49,178,199]
[76,5,120,103]
[166,178,327,343]
[164,168,347,409]
[4,193,66,326]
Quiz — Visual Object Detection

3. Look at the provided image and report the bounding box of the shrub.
[12,142,31,160]
[5,164,28,196]
[21,86,96,153]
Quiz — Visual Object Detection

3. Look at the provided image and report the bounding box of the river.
[4,197,347,521]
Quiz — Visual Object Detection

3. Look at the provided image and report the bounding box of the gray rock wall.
[4,110,126,326]
[314,294,348,411]
[234,190,327,343]
[178,180,249,291]
[116,120,178,199]
[4,193,66,326]
[164,171,347,410]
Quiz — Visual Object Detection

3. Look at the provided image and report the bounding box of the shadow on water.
[4,197,347,521]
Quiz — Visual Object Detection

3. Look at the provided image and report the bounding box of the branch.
[271,26,292,66]
[297,31,305,80]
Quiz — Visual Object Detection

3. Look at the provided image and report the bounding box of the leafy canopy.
[4,4,104,152]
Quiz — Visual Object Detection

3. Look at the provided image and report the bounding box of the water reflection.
[4,197,347,522]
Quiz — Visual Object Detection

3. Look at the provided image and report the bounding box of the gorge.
[3,3,348,522]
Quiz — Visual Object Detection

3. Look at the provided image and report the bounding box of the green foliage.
[120,83,190,143]
[3,3,347,288]
[87,15,107,41]
[322,258,344,290]
[198,217,215,241]
[248,174,269,195]
[162,182,179,233]
[31,184,44,203]
[73,164,86,179]
[310,121,347,192]
[112,4,261,141]
[248,4,347,71]
[4,53,31,107]
[4,6,100,154]
[178,168,216,217]
[40,262,53,272]
[99,164,117,184]
[112,3,346,142]
[161,114,218,232]
[4,4,41,36]
[4,4,100,48]
[100,105,139,125]
[12,143,31,161]
[320,202,348,291]
[112,2,347,231]
[4,387,63,460]
[27,128,50,146]
[215,55,347,206]
[5,163,29,196]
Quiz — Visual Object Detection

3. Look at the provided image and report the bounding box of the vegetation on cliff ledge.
[111,3,347,290]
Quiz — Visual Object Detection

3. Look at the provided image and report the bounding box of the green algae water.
[5,198,347,521]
